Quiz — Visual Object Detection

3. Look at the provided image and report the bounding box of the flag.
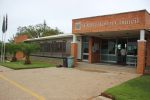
[2,16,6,33]
[5,14,8,31]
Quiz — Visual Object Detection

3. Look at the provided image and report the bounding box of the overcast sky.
[0,0,150,41]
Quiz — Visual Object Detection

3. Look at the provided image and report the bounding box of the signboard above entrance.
[76,18,139,29]
[72,10,150,34]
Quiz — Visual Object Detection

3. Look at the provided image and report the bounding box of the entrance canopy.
[78,30,140,38]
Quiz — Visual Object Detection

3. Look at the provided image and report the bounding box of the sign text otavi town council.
[75,18,139,29]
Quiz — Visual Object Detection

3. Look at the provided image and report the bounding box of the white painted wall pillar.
[71,34,78,66]
[72,34,77,43]
[137,29,146,74]
[140,30,145,41]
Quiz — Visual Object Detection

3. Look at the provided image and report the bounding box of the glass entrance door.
[100,38,137,66]
[117,39,127,65]
[101,39,117,63]
[126,38,137,66]
[82,37,89,61]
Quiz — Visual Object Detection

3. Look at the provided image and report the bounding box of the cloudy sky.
[0,0,150,41]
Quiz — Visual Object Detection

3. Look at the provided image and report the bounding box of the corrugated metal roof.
[25,33,73,41]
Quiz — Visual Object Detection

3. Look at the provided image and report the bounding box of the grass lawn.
[105,75,150,100]
[0,61,55,70]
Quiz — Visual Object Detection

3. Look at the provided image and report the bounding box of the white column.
[140,30,145,41]
[72,34,77,43]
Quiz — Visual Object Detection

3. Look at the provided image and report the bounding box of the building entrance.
[100,38,137,66]
[117,39,127,65]
[82,37,89,61]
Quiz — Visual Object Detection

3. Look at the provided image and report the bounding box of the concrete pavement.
[0,65,13,72]
[0,66,140,100]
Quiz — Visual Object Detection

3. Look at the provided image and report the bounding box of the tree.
[16,21,63,38]
[6,43,21,62]
[8,35,15,43]
[20,43,39,64]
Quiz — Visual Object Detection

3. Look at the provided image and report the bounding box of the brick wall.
[14,35,28,60]
[14,35,28,43]
[72,10,149,34]
[137,41,146,74]
[145,11,150,29]
[146,35,150,66]
[71,43,78,66]
[88,37,100,63]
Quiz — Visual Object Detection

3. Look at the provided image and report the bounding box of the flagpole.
[4,14,8,62]
[1,33,4,62]
[3,32,6,62]
[1,14,7,63]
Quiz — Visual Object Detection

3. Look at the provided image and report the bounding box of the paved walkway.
[0,65,13,72]
[0,66,140,100]
[76,62,137,74]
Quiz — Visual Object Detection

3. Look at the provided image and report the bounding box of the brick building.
[71,10,150,74]
[15,10,150,74]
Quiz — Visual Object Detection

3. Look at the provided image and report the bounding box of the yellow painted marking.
[0,74,45,100]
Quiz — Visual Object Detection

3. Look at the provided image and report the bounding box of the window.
[127,43,137,55]
[101,39,117,63]
[127,38,137,55]
[75,22,81,30]
[83,43,88,53]
[82,37,89,53]
[82,36,89,60]
[82,36,88,42]
[40,41,66,53]
[108,40,116,54]
[101,40,108,54]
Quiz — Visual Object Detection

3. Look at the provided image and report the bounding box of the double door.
[101,38,137,65]
[117,39,127,65]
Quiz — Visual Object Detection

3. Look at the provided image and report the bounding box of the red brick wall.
[145,11,150,29]
[14,35,28,60]
[137,41,146,74]
[14,35,28,43]
[72,10,149,34]
[146,35,150,66]
[88,37,100,63]
[15,51,25,60]
[88,37,93,63]
[71,43,78,66]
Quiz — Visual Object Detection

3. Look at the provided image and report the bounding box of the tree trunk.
[11,53,17,62]
[24,55,31,64]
